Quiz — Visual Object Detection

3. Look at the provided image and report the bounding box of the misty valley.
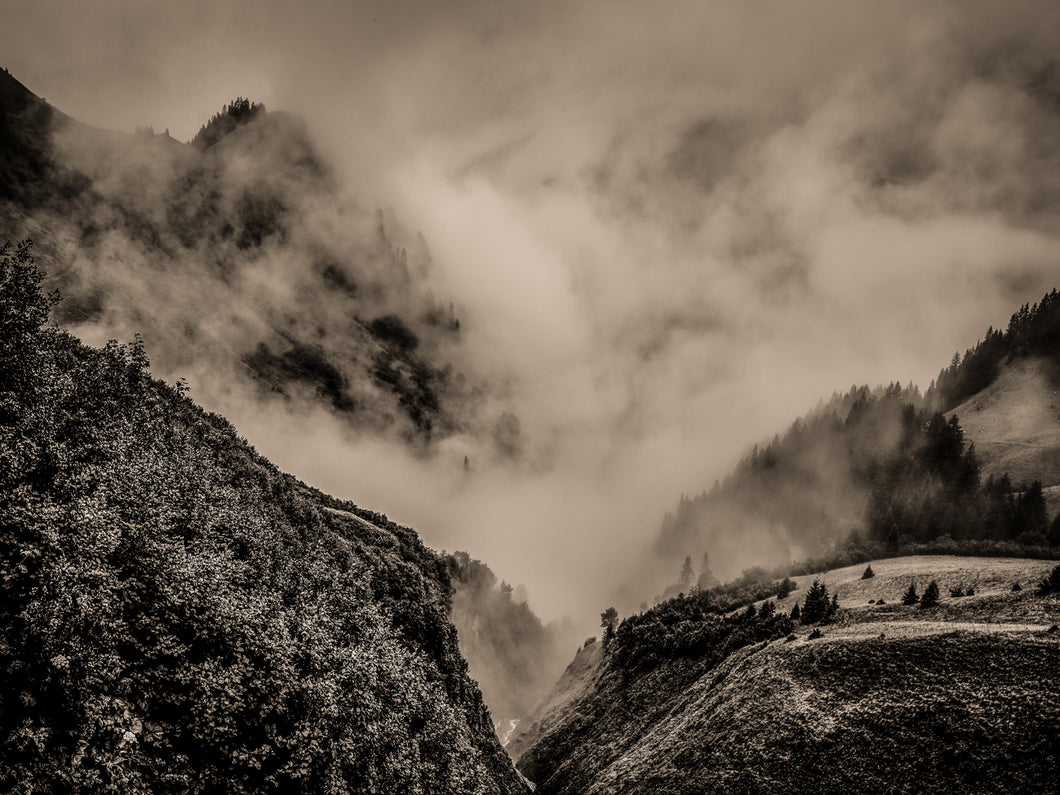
[4,3,1060,791]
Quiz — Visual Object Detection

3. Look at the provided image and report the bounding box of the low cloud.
[5,0,1060,623]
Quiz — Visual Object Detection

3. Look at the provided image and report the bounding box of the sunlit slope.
[949,355,1060,499]
[518,556,1060,794]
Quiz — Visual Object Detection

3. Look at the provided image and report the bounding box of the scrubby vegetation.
[608,595,793,673]
[0,242,527,793]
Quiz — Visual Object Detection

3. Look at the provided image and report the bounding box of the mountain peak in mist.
[190,96,267,151]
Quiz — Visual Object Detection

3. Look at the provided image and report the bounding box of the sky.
[4,0,1060,621]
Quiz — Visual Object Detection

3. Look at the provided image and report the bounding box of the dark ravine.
[0,243,528,793]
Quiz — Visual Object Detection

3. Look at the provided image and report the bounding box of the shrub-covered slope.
[0,243,528,793]
[518,557,1060,794]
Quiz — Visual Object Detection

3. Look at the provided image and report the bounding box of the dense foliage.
[518,595,795,792]
[0,243,527,793]
[608,596,793,673]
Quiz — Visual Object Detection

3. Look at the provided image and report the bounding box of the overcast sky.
[5,0,1060,620]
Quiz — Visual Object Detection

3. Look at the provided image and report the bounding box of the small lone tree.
[861,565,875,580]
[601,607,618,648]
[919,580,940,609]
[776,576,796,599]
[679,555,694,592]
[790,603,801,621]
[1039,564,1060,594]
[902,581,919,606]
[825,592,839,622]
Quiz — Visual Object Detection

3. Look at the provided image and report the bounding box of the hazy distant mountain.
[637,289,1060,605]
[0,241,529,792]
[0,68,516,454]
[518,555,1060,793]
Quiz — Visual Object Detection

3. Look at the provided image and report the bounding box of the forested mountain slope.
[646,289,1060,603]
[519,556,1060,794]
[0,242,529,793]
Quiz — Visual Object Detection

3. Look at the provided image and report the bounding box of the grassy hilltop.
[517,555,1060,794]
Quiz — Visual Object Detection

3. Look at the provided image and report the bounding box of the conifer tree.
[801,579,830,624]
[790,603,801,621]
[919,580,940,609]
[902,581,919,605]
[679,555,694,592]
[776,576,796,599]
[861,565,875,579]
[1039,564,1060,594]
[600,607,619,648]
[825,592,839,621]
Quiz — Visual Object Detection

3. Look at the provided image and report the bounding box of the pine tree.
[601,607,618,647]
[825,593,839,622]
[776,576,796,599]
[801,579,830,624]
[759,600,776,619]
[861,565,875,579]
[679,555,694,592]
[790,603,801,621]
[697,550,719,590]
[902,581,919,605]
[919,580,940,609]
[1039,564,1060,594]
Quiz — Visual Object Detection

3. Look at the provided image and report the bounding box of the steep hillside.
[949,356,1060,501]
[644,290,1060,605]
[518,556,1060,793]
[445,552,583,739]
[506,638,602,763]
[0,68,516,453]
[0,243,529,792]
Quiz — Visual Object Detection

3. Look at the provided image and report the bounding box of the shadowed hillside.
[0,242,529,793]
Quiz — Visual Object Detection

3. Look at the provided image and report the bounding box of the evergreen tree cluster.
[926,289,1060,412]
[798,579,838,625]
[655,288,1060,577]
[190,97,267,151]
[866,408,1053,548]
